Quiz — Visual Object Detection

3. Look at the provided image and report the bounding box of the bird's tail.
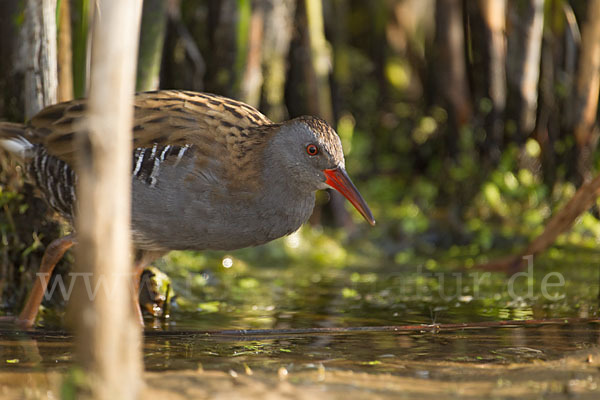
[0,122,35,160]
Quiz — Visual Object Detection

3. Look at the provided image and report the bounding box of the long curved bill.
[323,167,376,226]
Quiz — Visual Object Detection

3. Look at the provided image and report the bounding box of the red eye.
[306,144,319,156]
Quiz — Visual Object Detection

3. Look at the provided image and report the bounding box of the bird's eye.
[306,144,319,156]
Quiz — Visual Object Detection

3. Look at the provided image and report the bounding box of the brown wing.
[27,90,274,168]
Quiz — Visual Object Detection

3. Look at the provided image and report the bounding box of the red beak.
[323,168,375,226]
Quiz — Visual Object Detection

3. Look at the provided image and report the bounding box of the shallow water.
[1,246,600,398]
[1,322,600,398]
[0,321,598,372]
[0,322,598,373]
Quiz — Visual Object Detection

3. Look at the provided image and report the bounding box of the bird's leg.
[132,250,165,327]
[132,263,145,327]
[16,234,76,329]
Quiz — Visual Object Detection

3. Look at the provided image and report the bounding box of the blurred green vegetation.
[148,225,599,329]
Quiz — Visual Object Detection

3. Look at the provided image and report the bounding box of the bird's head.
[267,116,375,226]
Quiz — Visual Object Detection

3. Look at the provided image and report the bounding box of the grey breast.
[129,144,316,252]
[27,142,315,252]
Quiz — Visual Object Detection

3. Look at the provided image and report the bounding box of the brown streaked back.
[29,90,274,165]
[17,90,285,191]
